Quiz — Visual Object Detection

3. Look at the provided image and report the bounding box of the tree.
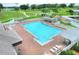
[20,4,29,10]
[37,4,53,9]
[51,4,58,8]
[41,8,49,13]
[68,10,73,15]
[52,8,58,12]
[0,3,3,11]
[37,4,46,9]
[68,3,74,8]
[60,50,76,55]
[31,4,37,9]
[59,4,67,8]
[14,7,19,10]
[36,4,59,9]
[72,42,79,51]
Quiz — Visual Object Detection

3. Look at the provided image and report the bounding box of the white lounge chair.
[50,45,63,55]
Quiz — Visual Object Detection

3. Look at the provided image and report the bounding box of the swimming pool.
[22,22,62,46]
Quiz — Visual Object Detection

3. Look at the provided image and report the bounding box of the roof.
[0,26,22,45]
[73,10,79,12]
[43,17,59,21]
[60,29,79,42]
[71,21,79,28]
[0,24,22,55]
[0,40,17,55]
[61,16,76,21]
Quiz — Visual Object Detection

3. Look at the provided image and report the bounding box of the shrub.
[72,43,79,51]
[60,50,76,55]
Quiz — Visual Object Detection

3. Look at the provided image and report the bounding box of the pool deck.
[13,19,66,55]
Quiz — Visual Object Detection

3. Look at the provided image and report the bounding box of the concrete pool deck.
[12,19,66,55]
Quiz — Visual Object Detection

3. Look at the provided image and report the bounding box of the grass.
[60,50,77,55]
[60,20,76,28]
[60,42,79,55]
[57,8,73,15]
[0,9,42,23]
[71,42,79,52]
[0,10,25,23]
[0,7,78,23]
[20,9,42,19]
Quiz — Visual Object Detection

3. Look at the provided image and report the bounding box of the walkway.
[20,11,30,17]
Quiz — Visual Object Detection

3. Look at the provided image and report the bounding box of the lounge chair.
[49,45,63,55]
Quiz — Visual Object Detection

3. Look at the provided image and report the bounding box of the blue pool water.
[23,22,62,45]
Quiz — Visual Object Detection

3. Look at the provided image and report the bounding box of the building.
[0,23,22,55]
[61,16,79,28]
[73,10,79,15]
[60,28,79,51]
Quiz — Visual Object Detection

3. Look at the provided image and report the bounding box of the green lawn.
[0,10,25,23]
[0,9,42,23]
[20,9,42,19]
[57,8,73,15]
[60,50,77,55]
[0,7,78,23]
